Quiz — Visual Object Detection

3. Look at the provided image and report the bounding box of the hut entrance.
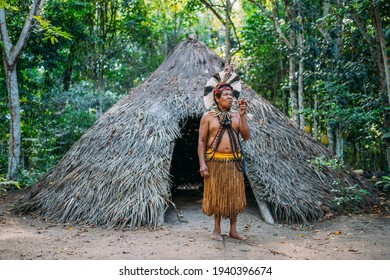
[169,117,203,196]
[168,116,256,210]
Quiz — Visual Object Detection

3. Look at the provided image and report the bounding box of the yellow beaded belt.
[205,148,242,161]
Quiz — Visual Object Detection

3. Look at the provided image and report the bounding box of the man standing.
[198,69,250,241]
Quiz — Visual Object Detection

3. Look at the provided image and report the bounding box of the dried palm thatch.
[14,37,376,228]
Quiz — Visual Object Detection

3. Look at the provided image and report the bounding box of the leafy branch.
[0,176,21,195]
[34,16,73,44]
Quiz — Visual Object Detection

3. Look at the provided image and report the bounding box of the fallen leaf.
[297,234,304,237]
[67,227,74,231]
[328,230,342,236]
[269,249,287,256]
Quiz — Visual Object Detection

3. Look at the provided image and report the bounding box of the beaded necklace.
[212,103,234,125]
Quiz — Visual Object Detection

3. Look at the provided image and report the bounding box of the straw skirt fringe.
[202,160,246,219]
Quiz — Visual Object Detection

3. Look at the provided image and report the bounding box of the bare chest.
[207,115,240,152]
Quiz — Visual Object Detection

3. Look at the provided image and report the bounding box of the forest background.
[0,0,389,193]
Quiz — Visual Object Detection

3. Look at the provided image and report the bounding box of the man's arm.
[198,113,210,178]
[238,100,250,140]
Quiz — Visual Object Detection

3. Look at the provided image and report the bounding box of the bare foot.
[210,233,223,241]
[229,232,247,240]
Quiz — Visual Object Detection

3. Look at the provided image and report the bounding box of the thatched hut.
[14,37,375,228]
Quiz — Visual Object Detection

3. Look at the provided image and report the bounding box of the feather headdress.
[203,63,241,109]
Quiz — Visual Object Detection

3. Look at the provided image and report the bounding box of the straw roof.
[14,37,376,228]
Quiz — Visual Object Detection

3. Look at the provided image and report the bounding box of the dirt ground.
[0,189,389,260]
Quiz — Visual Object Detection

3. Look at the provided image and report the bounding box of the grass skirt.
[202,160,246,219]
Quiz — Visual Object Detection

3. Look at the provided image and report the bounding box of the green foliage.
[1,0,206,184]
[33,16,73,44]
[0,0,8,9]
[308,153,372,210]
[19,82,121,174]
[294,0,388,171]
[0,177,21,195]
[0,0,389,185]
[308,155,372,210]
[333,184,371,208]
[375,176,390,193]
[240,3,287,110]
[382,131,390,140]
[308,155,344,172]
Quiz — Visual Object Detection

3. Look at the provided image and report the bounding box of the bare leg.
[210,215,223,241]
[229,215,247,240]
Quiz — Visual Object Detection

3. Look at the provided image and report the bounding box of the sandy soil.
[0,189,389,260]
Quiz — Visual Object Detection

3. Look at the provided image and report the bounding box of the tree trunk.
[327,123,335,154]
[208,11,212,42]
[199,0,237,62]
[224,0,232,63]
[63,66,72,91]
[387,147,390,173]
[5,66,21,180]
[63,48,73,91]
[335,0,344,55]
[286,3,298,127]
[351,10,386,95]
[371,0,390,101]
[288,50,298,126]
[335,126,344,159]
[297,59,304,129]
[371,0,390,172]
[224,21,231,63]
[272,70,279,103]
[297,12,305,130]
[173,4,179,46]
[313,93,318,140]
[0,0,46,179]
[318,0,345,158]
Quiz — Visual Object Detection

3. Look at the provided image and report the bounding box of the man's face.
[216,89,233,110]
